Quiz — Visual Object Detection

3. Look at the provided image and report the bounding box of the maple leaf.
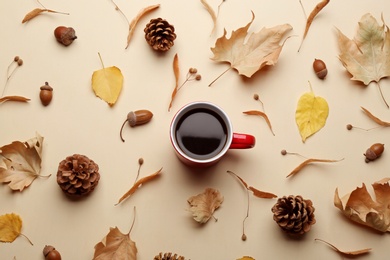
[92,53,124,106]
[334,178,390,232]
[187,188,224,223]
[337,13,390,107]
[0,133,45,191]
[209,12,292,86]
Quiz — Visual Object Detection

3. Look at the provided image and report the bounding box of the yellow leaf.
[0,213,22,243]
[295,88,329,142]
[237,257,255,260]
[92,53,123,106]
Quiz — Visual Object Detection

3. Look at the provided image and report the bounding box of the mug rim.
[170,101,233,164]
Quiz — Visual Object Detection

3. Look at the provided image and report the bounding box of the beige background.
[1,0,390,259]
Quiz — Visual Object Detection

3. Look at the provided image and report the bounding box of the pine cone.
[154,252,185,260]
[271,195,316,235]
[57,154,100,197]
[144,18,176,52]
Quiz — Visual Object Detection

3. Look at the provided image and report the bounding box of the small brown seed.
[189,67,197,74]
[313,59,327,79]
[17,59,23,66]
[14,56,20,62]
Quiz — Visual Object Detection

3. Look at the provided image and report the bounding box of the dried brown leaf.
[243,110,275,136]
[187,188,224,223]
[361,106,390,127]
[227,171,277,199]
[168,53,180,111]
[22,8,69,23]
[298,0,330,51]
[0,96,30,104]
[200,0,217,34]
[286,158,343,178]
[315,238,371,256]
[125,4,160,49]
[116,167,162,205]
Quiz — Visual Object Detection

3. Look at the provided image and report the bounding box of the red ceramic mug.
[170,101,256,167]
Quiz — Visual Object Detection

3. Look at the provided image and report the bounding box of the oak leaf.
[187,188,224,223]
[0,133,45,191]
[93,227,137,260]
[337,13,390,107]
[92,53,123,106]
[209,12,292,85]
[334,178,390,232]
[295,85,329,142]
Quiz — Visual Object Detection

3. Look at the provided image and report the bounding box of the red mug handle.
[229,133,256,149]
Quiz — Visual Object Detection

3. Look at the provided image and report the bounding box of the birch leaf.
[315,238,371,256]
[0,133,45,191]
[0,213,22,243]
[295,87,329,142]
[209,12,292,85]
[187,188,224,224]
[92,53,123,106]
[237,257,255,260]
[116,168,162,205]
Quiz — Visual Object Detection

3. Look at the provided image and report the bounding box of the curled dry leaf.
[315,238,371,256]
[337,13,390,107]
[187,188,224,224]
[335,178,390,232]
[295,84,329,142]
[92,53,124,106]
[361,107,390,127]
[116,167,162,205]
[0,213,33,245]
[298,0,330,51]
[209,12,292,86]
[200,0,217,35]
[0,133,47,191]
[243,110,275,136]
[286,158,343,178]
[168,53,180,111]
[22,8,69,23]
[0,96,30,104]
[126,4,160,49]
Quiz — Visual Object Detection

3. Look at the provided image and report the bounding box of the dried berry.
[313,58,327,79]
[364,143,384,163]
[39,82,53,106]
[54,26,77,46]
[119,110,153,142]
[43,245,61,260]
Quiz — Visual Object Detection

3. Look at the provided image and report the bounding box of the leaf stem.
[376,82,389,108]
[20,233,34,246]
[128,206,136,235]
[208,67,231,87]
[97,52,105,69]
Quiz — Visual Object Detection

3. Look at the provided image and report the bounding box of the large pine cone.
[271,195,316,235]
[154,252,185,260]
[57,154,100,197]
[144,18,176,52]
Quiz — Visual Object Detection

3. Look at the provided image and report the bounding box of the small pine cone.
[57,154,100,197]
[154,252,185,260]
[271,195,316,235]
[144,18,176,52]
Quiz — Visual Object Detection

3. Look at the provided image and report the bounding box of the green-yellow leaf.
[0,213,22,243]
[295,89,329,142]
[92,54,123,106]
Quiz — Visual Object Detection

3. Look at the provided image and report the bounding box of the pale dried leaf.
[200,0,217,34]
[243,110,275,136]
[286,158,343,178]
[168,53,179,111]
[361,106,390,127]
[315,238,371,256]
[334,179,390,232]
[116,168,162,205]
[187,188,224,223]
[0,96,30,104]
[93,227,137,260]
[125,4,160,49]
[210,12,292,79]
[22,8,68,23]
[228,171,277,199]
[0,133,44,191]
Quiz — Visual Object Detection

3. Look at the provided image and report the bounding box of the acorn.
[119,110,153,142]
[39,82,53,106]
[313,59,327,79]
[43,245,62,260]
[54,26,77,46]
[364,143,384,163]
